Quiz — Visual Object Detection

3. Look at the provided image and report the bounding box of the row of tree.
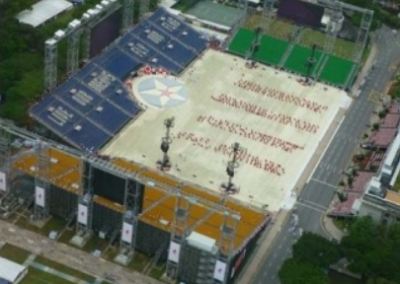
[0,0,103,125]
[343,0,400,29]
[0,0,160,126]
[279,217,400,284]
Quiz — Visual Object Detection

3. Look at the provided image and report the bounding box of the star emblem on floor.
[136,76,189,108]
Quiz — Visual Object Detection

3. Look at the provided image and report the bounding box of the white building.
[353,131,400,225]
[0,257,28,284]
[16,0,73,28]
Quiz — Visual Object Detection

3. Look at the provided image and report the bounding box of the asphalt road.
[252,26,400,284]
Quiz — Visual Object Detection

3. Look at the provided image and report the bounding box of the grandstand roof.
[103,50,351,212]
[30,8,207,151]
[12,147,268,252]
[16,0,72,28]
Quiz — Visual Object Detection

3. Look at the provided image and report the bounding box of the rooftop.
[102,50,351,212]
[16,0,72,28]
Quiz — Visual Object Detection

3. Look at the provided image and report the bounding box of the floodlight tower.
[220,142,241,195]
[157,117,174,171]
[305,44,317,81]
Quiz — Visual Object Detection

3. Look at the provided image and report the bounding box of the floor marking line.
[310,178,337,189]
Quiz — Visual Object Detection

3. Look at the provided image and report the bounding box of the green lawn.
[246,15,294,41]
[254,35,289,65]
[300,29,356,60]
[149,267,165,279]
[19,267,75,284]
[284,45,324,76]
[149,263,166,280]
[58,228,76,244]
[35,256,96,283]
[0,243,31,264]
[393,168,400,192]
[319,55,357,86]
[228,28,256,56]
[128,252,151,272]
[15,216,67,238]
[83,235,109,253]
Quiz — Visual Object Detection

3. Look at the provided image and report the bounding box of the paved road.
[0,220,161,284]
[252,26,400,284]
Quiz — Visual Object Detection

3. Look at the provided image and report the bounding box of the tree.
[340,217,394,282]
[278,258,330,284]
[293,232,341,269]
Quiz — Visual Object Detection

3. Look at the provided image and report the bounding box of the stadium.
[0,0,372,283]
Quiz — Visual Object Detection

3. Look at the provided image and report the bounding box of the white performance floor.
[102,50,352,212]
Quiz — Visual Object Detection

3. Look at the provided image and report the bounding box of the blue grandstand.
[30,8,208,151]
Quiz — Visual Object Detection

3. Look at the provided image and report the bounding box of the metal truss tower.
[139,0,150,21]
[212,213,240,284]
[0,126,11,197]
[237,0,249,28]
[262,0,275,32]
[75,159,94,241]
[33,140,51,220]
[67,29,82,75]
[122,0,135,30]
[82,27,92,62]
[44,39,58,92]
[166,194,192,279]
[116,175,142,264]
[353,10,373,63]
[323,0,342,55]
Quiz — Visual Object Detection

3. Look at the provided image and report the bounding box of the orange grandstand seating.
[13,146,269,251]
[93,195,124,213]
[12,148,83,195]
[113,158,142,173]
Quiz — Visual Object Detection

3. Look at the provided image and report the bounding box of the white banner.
[78,204,88,225]
[231,249,247,278]
[35,186,45,207]
[0,171,6,192]
[168,241,181,263]
[213,260,227,282]
[122,222,133,243]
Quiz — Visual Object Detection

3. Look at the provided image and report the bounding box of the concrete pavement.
[0,220,161,284]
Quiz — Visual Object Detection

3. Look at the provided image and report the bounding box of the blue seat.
[102,49,141,80]
[31,95,56,118]
[107,87,142,115]
[88,101,131,133]
[37,100,82,135]
[74,62,98,81]
[65,119,111,150]
[56,81,104,115]
[162,41,196,65]
[150,55,182,74]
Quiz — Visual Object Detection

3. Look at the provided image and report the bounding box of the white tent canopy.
[16,0,73,28]
[0,257,28,283]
